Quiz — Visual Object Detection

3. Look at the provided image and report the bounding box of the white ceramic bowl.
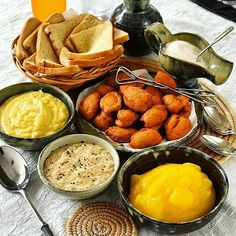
[37,134,120,199]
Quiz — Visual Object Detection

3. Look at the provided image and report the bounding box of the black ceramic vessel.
[118,146,229,234]
[111,0,163,56]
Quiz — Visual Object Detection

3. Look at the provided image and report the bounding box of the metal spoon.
[201,135,236,156]
[197,26,234,60]
[203,106,235,135]
[0,146,54,236]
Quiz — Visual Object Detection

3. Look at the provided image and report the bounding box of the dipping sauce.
[129,163,216,222]
[0,91,69,138]
[44,143,114,191]
[163,40,207,69]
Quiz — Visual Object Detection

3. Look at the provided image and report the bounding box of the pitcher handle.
[145,23,173,55]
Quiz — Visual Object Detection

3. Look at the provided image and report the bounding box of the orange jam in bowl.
[129,163,216,222]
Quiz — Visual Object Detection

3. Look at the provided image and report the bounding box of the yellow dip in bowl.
[129,163,216,222]
[0,91,69,138]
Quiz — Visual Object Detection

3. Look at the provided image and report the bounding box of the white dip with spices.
[44,142,114,191]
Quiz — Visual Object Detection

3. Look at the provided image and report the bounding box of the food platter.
[75,69,203,153]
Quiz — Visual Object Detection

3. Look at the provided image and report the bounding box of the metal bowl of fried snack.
[75,69,202,152]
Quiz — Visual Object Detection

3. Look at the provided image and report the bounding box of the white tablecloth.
[0,0,236,235]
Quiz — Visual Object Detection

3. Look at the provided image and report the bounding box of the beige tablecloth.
[0,0,236,235]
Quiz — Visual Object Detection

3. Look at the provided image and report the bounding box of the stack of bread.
[15,13,128,76]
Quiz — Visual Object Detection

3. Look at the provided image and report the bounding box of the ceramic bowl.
[145,23,233,87]
[118,146,229,234]
[38,134,120,199]
[0,82,74,150]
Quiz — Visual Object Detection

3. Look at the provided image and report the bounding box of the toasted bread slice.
[44,14,88,55]
[23,13,65,54]
[16,17,41,61]
[36,23,62,68]
[61,45,123,67]
[23,53,82,75]
[114,28,129,45]
[65,15,101,52]
[69,20,113,60]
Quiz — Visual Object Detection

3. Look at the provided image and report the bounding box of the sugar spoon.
[197,26,234,60]
[201,135,235,156]
[203,106,235,135]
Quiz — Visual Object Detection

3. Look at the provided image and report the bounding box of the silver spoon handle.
[197,26,234,59]
[19,189,54,236]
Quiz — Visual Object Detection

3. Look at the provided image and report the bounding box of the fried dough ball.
[105,75,119,89]
[178,104,192,118]
[145,86,164,105]
[130,128,163,149]
[105,126,137,143]
[163,94,185,113]
[164,114,192,141]
[123,87,152,113]
[95,84,115,96]
[79,92,102,120]
[150,123,163,130]
[119,83,145,94]
[154,70,177,89]
[177,95,190,107]
[140,105,168,128]
[115,109,138,127]
[100,91,122,114]
[93,111,115,131]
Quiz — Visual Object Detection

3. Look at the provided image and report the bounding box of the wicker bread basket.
[12,37,122,91]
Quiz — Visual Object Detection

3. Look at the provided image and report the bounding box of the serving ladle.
[201,135,236,156]
[203,106,235,135]
[0,146,54,236]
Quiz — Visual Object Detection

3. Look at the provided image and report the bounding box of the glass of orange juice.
[31,0,66,22]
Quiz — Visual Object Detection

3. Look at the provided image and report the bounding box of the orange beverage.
[31,0,66,22]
